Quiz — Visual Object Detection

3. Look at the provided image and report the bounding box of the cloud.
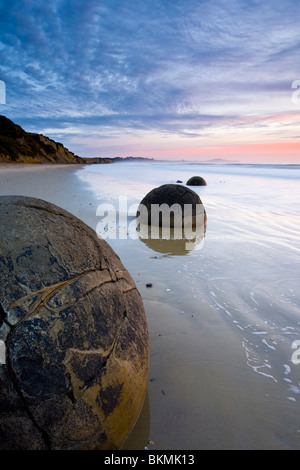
[0,0,300,159]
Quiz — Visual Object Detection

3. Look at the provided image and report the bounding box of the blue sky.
[1,0,300,162]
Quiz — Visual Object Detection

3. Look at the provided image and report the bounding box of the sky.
[0,0,300,163]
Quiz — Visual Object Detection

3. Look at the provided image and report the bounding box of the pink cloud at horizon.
[156,141,300,164]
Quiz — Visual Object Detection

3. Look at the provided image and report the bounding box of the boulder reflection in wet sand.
[138,224,206,256]
[136,184,207,255]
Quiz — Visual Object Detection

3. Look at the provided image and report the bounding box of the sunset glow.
[1,0,300,163]
[156,142,300,163]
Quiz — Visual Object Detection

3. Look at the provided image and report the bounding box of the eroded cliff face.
[0,115,112,164]
[0,115,82,163]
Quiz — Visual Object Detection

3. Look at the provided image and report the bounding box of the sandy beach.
[1,162,300,450]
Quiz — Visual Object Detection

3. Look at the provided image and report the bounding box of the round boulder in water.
[0,196,149,450]
[137,183,206,228]
[186,176,207,186]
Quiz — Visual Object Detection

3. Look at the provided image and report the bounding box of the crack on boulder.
[6,268,108,326]
[0,302,11,332]
[5,343,52,449]
[0,302,6,327]
[65,306,129,401]
[65,388,77,404]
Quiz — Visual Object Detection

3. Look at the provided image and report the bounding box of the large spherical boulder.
[0,196,149,450]
[186,176,207,186]
[137,184,207,254]
[137,183,206,228]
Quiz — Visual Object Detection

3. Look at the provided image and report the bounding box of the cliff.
[0,116,112,164]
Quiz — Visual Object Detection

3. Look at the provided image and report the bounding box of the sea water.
[77,162,300,450]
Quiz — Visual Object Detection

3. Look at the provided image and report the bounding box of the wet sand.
[1,163,300,450]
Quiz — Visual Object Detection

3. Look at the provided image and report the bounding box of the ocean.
[76,161,300,450]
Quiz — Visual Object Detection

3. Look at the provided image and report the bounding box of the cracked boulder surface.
[0,195,149,450]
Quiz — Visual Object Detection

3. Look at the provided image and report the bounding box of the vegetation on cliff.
[0,116,112,164]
